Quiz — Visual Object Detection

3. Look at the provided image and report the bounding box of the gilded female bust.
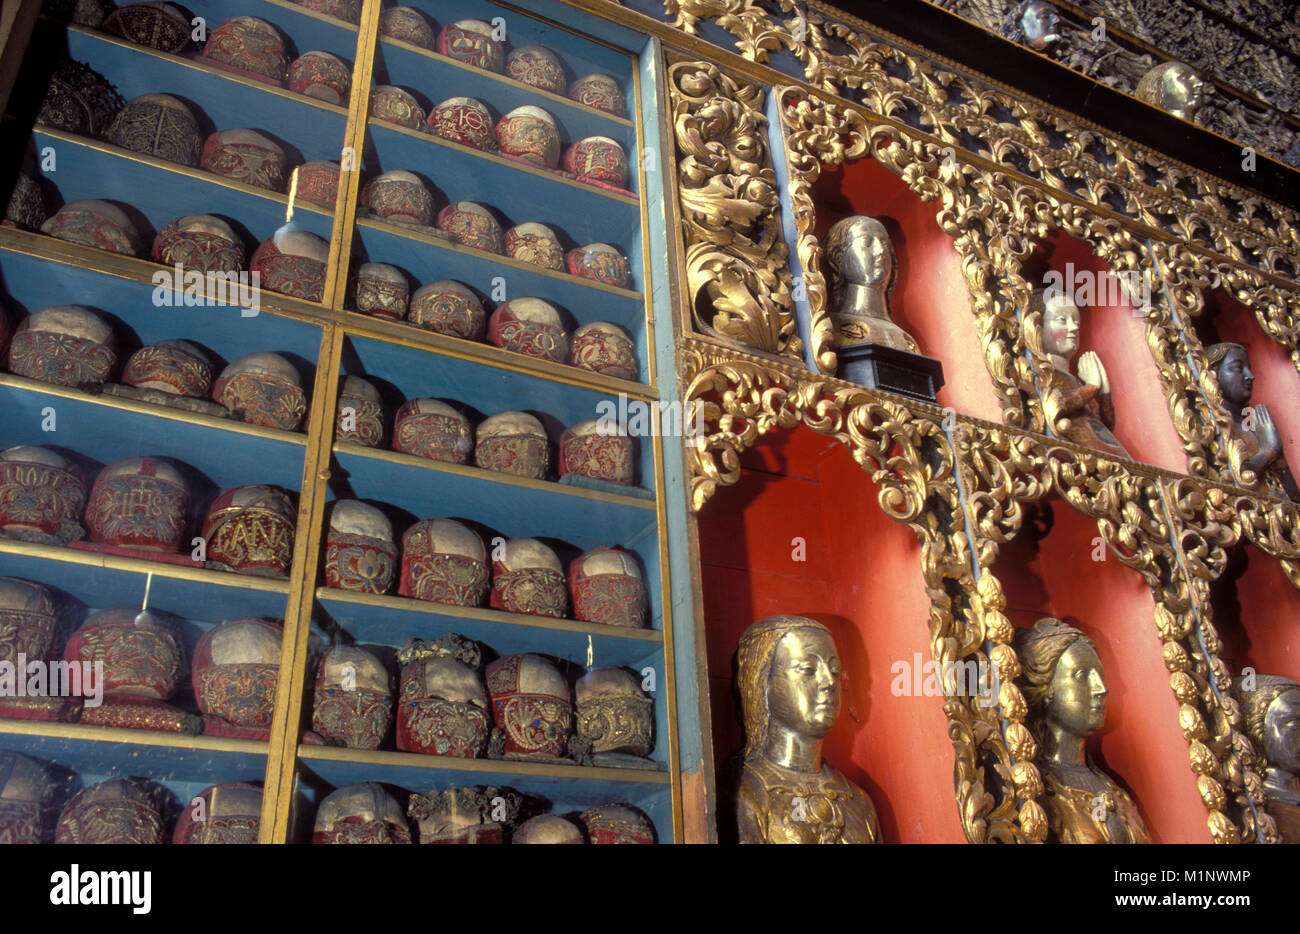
[734,614,880,844]
[1206,342,1299,500]
[1035,288,1130,459]
[1015,618,1151,844]
[1232,673,1300,843]
[1136,62,1206,122]
[824,215,919,354]
[1000,0,1061,52]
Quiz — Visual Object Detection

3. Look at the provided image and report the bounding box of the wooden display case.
[2,0,1299,848]
[0,0,697,843]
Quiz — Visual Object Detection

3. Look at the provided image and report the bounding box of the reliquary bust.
[1035,288,1129,459]
[734,615,879,844]
[1014,618,1150,844]
[824,215,918,354]
[1233,673,1300,843]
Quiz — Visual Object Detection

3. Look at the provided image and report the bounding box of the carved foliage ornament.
[773,86,1297,487]
[649,0,1300,287]
[680,341,1041,843]
[669,60,802,361]
[680,339,1300,842]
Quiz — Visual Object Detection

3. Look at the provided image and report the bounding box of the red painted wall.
[699,428,966,843]
[1213,547,1300,685]
[1031,232,1189,473]
[812,158,1006,424]
[992,500,1212,843]
[694,153,1263,845]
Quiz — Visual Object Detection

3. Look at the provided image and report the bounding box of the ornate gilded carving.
[679,338,1041,843]
[653,0,1300,847]
[644,0,1300,287]
[668,60,803,361]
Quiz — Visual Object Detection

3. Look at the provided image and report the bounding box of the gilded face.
[768,628,841,738]
[1042,294,1080,358]
[1264,688,1300,774]
[1021,1,1060,50]
[1165,66,1205,112]
[1216,346,1254,408]
[839,220,892,289]
[1046,641,1107,737]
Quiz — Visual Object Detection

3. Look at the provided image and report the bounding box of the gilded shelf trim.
[0,719,269,756]
[0,228,335,325]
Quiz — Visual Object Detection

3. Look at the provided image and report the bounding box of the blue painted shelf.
[316,586,662,657]
[370,36,637,153]
[32,129,336,250]
[393,0,637,97]
[295,745,671,842]
[350,219,648,365]
[0,243,327,364]
[0,541,290,621]
[0,378,307,493]
[63,26,353,162]
[7,0,684,843]
[0,723,269,821]
[328,444,663,625]
[360,117,642,251]
[340,332,655,476]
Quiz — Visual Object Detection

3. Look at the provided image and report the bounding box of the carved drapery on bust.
[669,60,803,362]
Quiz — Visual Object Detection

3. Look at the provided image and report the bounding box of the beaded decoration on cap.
[396,632,482,669]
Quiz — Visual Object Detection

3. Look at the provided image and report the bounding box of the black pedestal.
[839,342,945,404]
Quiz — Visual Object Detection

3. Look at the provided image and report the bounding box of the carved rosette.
[668,60,802,362]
